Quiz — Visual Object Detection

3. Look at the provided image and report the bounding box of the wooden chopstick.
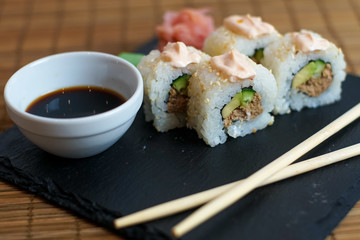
[172,103,360,237]
[113,143,360,229]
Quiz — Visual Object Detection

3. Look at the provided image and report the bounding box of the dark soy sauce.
[26,86,126,118]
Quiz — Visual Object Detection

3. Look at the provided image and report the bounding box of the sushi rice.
[262,30,347,114]
[203,15,281,58]
[137,43,210,132]
[187,51,277,147]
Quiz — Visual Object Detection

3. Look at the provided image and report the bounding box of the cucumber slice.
[313,60,327,76]
[241,88,256,106]
[251,48,264,63]
[172,75,191,93]
[292,60,326,88]
[221,88,257,118]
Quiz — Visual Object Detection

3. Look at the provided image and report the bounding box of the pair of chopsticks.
[114,103,360,237]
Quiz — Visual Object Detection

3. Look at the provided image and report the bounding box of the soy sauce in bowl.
[26,86,126,118]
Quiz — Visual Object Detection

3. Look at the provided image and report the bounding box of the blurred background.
[0,0,360,239]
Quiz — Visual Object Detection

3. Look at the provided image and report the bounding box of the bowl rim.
[4,51,143,135]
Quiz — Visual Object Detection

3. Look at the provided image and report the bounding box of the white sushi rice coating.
[203,26,281,57]
[262,30,346,114]
[137,47,210,132]
[187,56,277,147]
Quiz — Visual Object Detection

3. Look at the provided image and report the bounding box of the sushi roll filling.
[167,74,191,113]
[250,48,264,64]
[292,60,333,97]
[222,88,263,127]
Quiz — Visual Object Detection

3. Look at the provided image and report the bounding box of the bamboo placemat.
[1,0,360,239]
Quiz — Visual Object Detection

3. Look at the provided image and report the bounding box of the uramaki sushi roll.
[187,49,277,147]
[203,14,280,63]
[137,42,210,132]
[262,30,347,114]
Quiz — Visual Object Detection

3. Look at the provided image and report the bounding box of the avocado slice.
[251,48,264,63]
[222,92,243,119]
[172,75,191,93]
[221,88,256,119]
[292,60,326,89]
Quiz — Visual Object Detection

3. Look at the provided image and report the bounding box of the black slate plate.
[1,42,360,240]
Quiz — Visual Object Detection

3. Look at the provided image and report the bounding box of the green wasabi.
[118,52,145,66]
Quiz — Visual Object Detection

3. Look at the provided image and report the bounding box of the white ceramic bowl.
[4,51,143,158]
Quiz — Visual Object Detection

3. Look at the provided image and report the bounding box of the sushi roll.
[203,14,280,63]
[137,41,210,132]
[187,49,277,147]
[262,30,347,114]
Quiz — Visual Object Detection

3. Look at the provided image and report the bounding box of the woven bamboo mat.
[1,0,360,239]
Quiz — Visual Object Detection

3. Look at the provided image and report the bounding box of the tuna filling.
[223,90,263,127]
[296,63,333,97]
[167,74,190,113]
[167,87,189,113]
